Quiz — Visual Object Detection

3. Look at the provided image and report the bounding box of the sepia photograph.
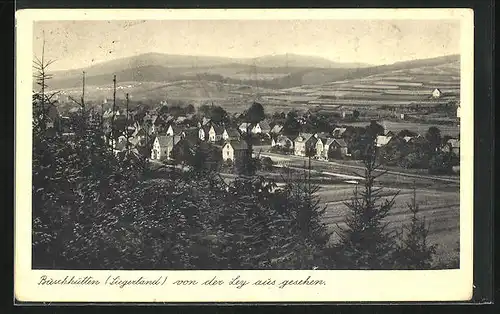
[15,9,474,302]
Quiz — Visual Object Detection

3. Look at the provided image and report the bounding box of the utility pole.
[111,75,117,151]
[100,100,104,131]
[126,93,130,151]
[40,31,46,129]
[81,71,86,113]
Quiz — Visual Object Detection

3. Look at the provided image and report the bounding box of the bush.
[261,157,274,171]
[428,152,453,174]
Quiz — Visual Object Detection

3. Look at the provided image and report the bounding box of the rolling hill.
[44,53,459,92]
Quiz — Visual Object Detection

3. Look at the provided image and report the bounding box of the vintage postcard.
[15,8,474,303]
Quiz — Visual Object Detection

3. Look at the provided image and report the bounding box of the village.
[45,84,461,182]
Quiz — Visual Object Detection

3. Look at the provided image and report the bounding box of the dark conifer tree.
[331,140,399,269]
[393,184,437,269]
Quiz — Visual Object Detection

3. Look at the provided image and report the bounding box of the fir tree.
[332,140,399,269]
[393,184,437,269]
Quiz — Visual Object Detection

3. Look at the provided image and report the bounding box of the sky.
[33,19,461,71]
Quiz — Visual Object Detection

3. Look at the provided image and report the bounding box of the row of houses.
[271,125,460,160]
[150,133,250,165]
[272,132,348,159]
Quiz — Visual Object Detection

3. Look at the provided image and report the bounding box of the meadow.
[316,183,460,267]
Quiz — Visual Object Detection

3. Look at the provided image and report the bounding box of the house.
[270,124,284,135]
[152,115,169,134]
[222,140,249,163]
[166,124,184,137]
[325,138,348,159]
[164,115,175,124]
[239,122,252,133]
[294,133,317,157]
[383,129,395,137]
[176,116,187,124]
[131,128,146,142]
[222,128,240,141]
[150,135,182,161]
[198,117,212,128]
[432,88,442,98]
[271,135,293,149]
[341,111,353,119]
[315,137,328,159]
[252,120,271,135]
[314,132,330,139]
[198,126,210,141]
[442,138,460,155]
[142,114,158,134]
[208,125,224,142]
[403,136,414,143]
[332,127,347,138]
[375,135,392,147]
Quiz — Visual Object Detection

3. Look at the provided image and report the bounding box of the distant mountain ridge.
[49,52,373,78]
[43,53,460,91]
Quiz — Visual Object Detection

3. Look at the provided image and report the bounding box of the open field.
[316,183,459,267]
[216,170,459,267]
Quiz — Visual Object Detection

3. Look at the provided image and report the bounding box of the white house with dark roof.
[332,127,347,138]
[294,133,317,157]
[270,124,284,135]
[222,140,249,163]
[271,135,293,149]
[375,135,392,147]
[239,122,251,133]
[209,125,224,142]
[198,126,210,141]
[432,88,443,98]
[199,117,212,127]
[166,124,184,137]
[252,120,271,135]
[222,127,240,141]
[150,135,182,161]
[315,137,328,159]
[327,138,348,158]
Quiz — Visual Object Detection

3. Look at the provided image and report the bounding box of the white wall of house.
[166,126,174,136]
[151,138,161,160]
[315,140,324,157]
[199,129,206,141]
[251,124,262,134]
[323,144,330,158]
[294,142,306,156]
[222,144,234,161]
[209,128,216,142]
[209,127,222,142]
[432,89,442,98]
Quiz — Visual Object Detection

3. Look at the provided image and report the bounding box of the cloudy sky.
[33,19,461,71]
